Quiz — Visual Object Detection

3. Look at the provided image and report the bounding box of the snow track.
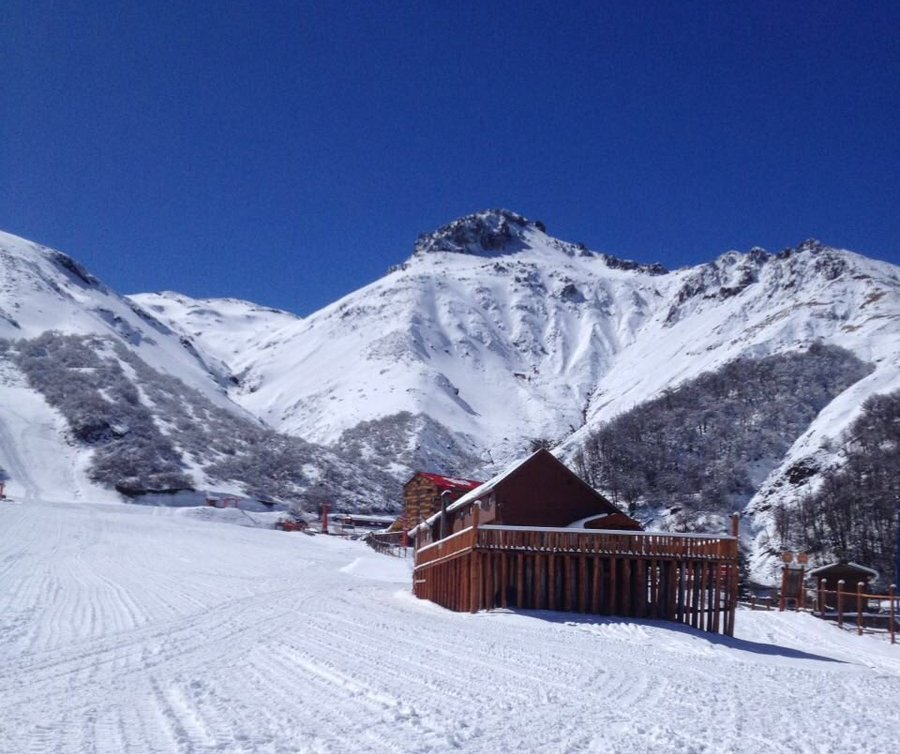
[2,500,898,753]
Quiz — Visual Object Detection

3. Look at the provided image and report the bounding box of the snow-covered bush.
[776,389,900,583]
[10,332,400,508]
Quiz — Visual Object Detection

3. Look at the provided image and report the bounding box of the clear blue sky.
[2,1,898,314]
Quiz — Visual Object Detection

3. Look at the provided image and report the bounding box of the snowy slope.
[0,231,247,501]
[148,211,681,467]
[1,497,898,754]
[0,231,395,506]
[0,231,236,396]
[128,291,300,372]
[134,212,900,584]
[145,213,900,497]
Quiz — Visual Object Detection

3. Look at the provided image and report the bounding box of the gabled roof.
[807,561,879,578]
[415,449,547,530]
[407,472,483,492]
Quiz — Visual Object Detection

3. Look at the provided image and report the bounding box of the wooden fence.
[366,531,410,558]
[413,521,739,636]
[815,579,898,644]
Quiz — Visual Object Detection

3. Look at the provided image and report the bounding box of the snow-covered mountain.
[2,212,898,581]
[139,212,681,465]
[0,231,396,506]
[141,210,900,471]
[134,210,900,581]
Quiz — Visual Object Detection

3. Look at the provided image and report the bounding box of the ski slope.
[1,499,898,754]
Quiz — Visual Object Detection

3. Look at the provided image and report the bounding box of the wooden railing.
[412,522,740,635]
[815,579,898,644]
[415,526,477,568]
[365,532,410,558]
[474,525,737,561]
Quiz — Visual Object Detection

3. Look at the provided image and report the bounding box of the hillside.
[0,232,397,507]
[2,214,899,580]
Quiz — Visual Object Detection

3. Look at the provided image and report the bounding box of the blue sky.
[2,1,899,314]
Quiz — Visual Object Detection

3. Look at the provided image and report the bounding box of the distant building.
[402,472,483,533]
[807,560,879,592]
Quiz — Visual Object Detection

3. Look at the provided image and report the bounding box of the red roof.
[413,472,483,493]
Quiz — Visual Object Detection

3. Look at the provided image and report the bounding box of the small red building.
[401,471,483,533]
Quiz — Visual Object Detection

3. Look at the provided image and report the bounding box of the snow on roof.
[411,472,483,492]
[807,561,879,578]
[566,512,620,528]
[332,513,397,524]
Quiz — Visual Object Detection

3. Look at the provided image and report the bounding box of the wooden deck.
[413,523,740,636]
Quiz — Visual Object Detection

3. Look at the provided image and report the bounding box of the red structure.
[402,471,483,534]
[412,449,740,636]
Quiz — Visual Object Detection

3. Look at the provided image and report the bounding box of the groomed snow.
[2,499,898,753]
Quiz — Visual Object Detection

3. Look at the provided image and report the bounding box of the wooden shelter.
[412,449,740,636]
[807,561,878,593]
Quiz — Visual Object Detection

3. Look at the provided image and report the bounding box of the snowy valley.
[2,214,900,754]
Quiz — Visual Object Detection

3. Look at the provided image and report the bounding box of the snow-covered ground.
[2,499,898,754]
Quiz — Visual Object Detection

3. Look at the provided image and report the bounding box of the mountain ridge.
[1,216,898,582]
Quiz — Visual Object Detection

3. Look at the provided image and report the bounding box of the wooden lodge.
[411,449,740,636]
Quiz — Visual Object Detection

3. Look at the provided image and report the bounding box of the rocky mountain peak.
[413,209,546,257]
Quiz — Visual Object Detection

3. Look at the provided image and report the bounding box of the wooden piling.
[837,580,845,628]
[890,584,896,645]
[857,582,864,636]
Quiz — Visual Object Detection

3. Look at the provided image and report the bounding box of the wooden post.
[548,555,557,611]
[622,559,632,617]
[516,553,525,609]
[837,580,844,628]
[890,584,896,645]
[591,557,602,614]
[857,582,864,636]
[667,561,678,622]
[690,562,700,629]
[500,553,509,608]
[636,559,647,618]
[674,561,685,624]
[608,558,618,615]
[711,563,721,633]
[483,552,494,609]
[469,553,480,612]
[579,556,589,613]
[697,562,708,631]
[818,578,825,616]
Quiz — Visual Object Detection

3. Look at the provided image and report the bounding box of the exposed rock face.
[413,209,539,256]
